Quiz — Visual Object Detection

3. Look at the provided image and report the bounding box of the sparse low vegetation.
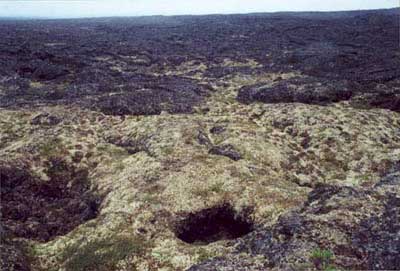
[62,236,149,271]
[39,137,67,158]
[310,248,336,271]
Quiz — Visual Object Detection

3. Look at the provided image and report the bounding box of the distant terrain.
[1,8,399,271]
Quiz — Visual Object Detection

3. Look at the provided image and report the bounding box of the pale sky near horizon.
[0,0,398,18]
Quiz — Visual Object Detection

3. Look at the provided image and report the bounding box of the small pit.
[174,204,253,245]
[0,159,101,242]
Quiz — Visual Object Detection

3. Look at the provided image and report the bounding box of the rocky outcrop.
[350,82,400,112]
[17,59,69,81]
[0,158,101,242]
[237,76,400,112]
[209,144,242,161]
[190,163,400,270]
[0,226,31,271]
[0,73,209,116]
[237,77,353,105]
[30,113,62,126]
[94,76,209,116]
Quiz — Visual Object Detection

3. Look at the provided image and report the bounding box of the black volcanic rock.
[30,113,62,125]
[0,226,31,271]
[368,93,400,112]
[351,89,400,112]
[93,76,209,116]
[209,144,242,161]
[0,159,101,242]
[0,73,209,116]
[17,60,69,81]
[209,126,226,134]
[0,9,399,113]
[237,77,353,105]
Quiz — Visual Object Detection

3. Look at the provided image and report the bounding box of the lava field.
[1,8,400,271]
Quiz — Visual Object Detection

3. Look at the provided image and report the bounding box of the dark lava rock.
[105,135,152,155]
[351,90,400,112]
[367,93,400,112]
[0,226,31,271]
[93,76,209,116]
[352,194,400,270]
[209,144,242,161]
[209,126,226,135]
[30,113,62,126]
[190,166,400,270]
[197,131,212,147]
[1,9,399,112]
[0,72,209,116]
[237,77,353,105]
[0,159,101,242]
[18,60,69,81]
[375,161,400,187]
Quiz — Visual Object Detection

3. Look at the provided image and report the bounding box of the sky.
[0,0,398,18]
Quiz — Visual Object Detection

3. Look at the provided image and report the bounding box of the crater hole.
[174,204,253,245]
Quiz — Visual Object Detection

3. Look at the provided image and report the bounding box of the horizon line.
[0,6,398,20]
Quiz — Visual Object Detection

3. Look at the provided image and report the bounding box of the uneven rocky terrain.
[1,8,399,271]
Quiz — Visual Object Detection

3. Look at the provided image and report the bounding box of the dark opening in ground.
[0,159,101,242]
[174,204,253,245]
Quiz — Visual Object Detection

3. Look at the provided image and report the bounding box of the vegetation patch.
[62,235,149,271]
[310,248,336,271]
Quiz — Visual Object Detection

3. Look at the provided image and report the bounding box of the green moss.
[96,144,108,152]
[310,248,336,271]
[192,187,210,198]
[114,162,125,172]
[97,144,128,157]
[209,182,224,193]
[192,182,225,198]
[110,148,129,157]
[322,149,349,173]
[142,193,160,204]
[196,248,216,263]
[62,236,149,271]
[0,123,22,148]
[161,146,175,156]
[39,137,67,158]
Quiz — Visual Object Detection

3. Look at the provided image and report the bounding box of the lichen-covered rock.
[191,164,400,270]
